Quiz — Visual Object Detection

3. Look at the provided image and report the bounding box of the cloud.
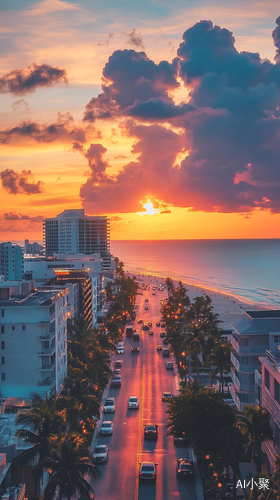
[83,49,179,121]
[0,169,43,195]
[0,112,88,145]
[126,29,145,49]
[273,16,280,62]
[110,215,123,221]
[79,18,280,214]
[12,99,30,112]
[3,212,43,222]
[0,63,67,95]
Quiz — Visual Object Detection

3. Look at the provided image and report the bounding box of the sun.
[138,199,161,216]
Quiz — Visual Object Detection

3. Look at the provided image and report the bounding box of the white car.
[103,397,115,413]
[117,342,124,348]
[100,420,114,436]
[92,444,108,463]
[128,396,139,409]
[117,347,125,354]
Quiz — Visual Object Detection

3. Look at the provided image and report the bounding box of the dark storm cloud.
[81,18,280,214]
[83,49,179,121]
[126,29,145,49]
[0,113,87,144]
[0,63,67,95]
[1,169,43,195]
[3,212,43,222]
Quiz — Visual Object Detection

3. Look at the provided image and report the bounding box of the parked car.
[131,346,139,353]
[103,397,115,413]
[100,421,114,436]
[156,321,160,327]
[114,360,123,368]
[160,331,166,338]
[117,347,125,354]
[161,322,166,327]
[162,392,173,402]
[176,459,194,479]
[113,368,121,375]
[165,362,173,370]
[162,337,168,345]
[174,434,188,447]
[144,423,158,440]
[156,345,162,351]
[111,376,121,387]
[139,462,158,482]
[128,396,139,409]
[162,348,170,358]
[92,445,108,463]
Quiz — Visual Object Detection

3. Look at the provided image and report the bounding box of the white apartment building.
[0,243,23,281]
[230,310,280,410]
[0,287,76,398]
[43,209,111,262]
[24,254,106,322]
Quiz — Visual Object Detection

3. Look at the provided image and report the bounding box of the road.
[91,275,197,500]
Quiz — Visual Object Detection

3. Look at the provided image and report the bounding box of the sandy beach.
[127,271,264,330]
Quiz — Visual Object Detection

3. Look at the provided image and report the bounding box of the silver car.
[128,396,139,409]
[139,462,158,481]
[103,397,115,413]
[92,444,108,463]
[100,420,114,436]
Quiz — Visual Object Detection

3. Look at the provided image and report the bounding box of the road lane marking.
[135,364,145,500]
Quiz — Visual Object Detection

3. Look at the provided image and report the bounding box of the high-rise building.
[0,243,23,281]
[43,209,110,258]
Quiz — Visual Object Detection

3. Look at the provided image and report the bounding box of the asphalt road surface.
[91,275,197,500]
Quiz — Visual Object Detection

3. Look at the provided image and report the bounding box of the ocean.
[111,239,280,308]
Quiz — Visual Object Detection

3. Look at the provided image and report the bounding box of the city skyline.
[1,0,280,240]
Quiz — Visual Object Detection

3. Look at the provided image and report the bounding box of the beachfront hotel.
[229,310,280,410]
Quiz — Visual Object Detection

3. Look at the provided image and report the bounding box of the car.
[117,342,124,347]
[92,444,108,463]
[148,330,153,336]
[176,459,194,479]
[117,347,124,354]
[133,327,136,332]
[152,291,156,295]
[143,322,149,331]
[128,396,139,409]
[162,392,173,402]
[145,298,149,302]
[131,346,139,353]
[144,423,158,440]
[161,322,166,327]
[113,368,121,375]
[148,322,152,327]
[133,332,140,341]
[174,434,188,447]
[137,319,143,323]
[156,345,162,351]
[139,462,158,482]
[103,397,115,413]
[111,376,121,387]
[162,348,170,358]
[162,337,168,345]
[100,420,114,436]
[156,321,160,327]
[165,362,173,370]
[114,359,123,368]
[144,305,148,310]
[160,331,166,338]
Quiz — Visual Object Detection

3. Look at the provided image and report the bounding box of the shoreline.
[127,270,265,329]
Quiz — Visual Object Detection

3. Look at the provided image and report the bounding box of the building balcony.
[230,336,268,355]
[231,352,240,371]
[39,364,55,371]
[230,369,240,390]
[37,347,55,356]
[38,377,54,386]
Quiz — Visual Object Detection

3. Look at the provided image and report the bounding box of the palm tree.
[14,393,65,500]
[207,342,233,396]
[183,323,207,378]
[237,405,274,473]
[42,433,100,500]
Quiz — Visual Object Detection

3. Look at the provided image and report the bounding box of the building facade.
[0,243,23,282]
[43,209,110,258]
[0,288,75,398]
[230,310,280,410]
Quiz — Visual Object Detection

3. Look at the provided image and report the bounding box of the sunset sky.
[1,0,280,241]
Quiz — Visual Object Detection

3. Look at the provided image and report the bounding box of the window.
[1,326,4,334]
[1,357,5,365]
[1,341,5,350]
[275,379,280,404]
[12,326,15,331]
[265,368,270,391]
[1,373,5,381]
[274,336,280,343]
[240,338,248,347]
[1,310,4,317]
[22,325,26,330]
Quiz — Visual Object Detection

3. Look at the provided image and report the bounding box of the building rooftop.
[0,289,68,307]
[246,310,280,319]
[231,310,280,334]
